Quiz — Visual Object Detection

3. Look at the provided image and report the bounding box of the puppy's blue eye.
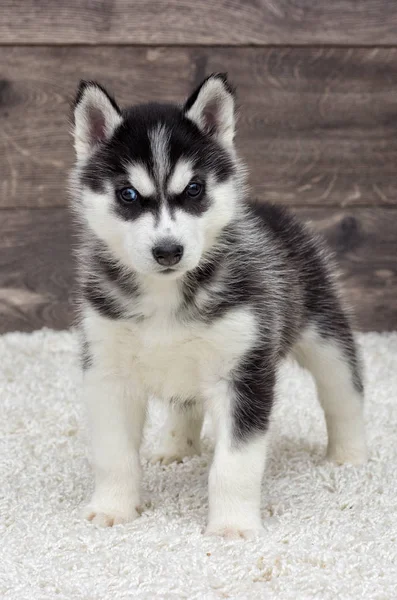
[186,182,203,199]
[118,187,139,203]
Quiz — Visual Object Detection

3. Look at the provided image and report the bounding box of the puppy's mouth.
[160,268,175,274]
[156,266,186,279]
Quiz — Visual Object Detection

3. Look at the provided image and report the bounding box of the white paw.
[82,503,140,527]
[150,438,201,465]
[205,523,263,540]
[327,443,367,466]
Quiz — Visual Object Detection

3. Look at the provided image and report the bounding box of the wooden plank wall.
[1,1,396,332]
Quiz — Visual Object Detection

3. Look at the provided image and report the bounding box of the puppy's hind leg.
[294,322,367,465]
[150,400,203,465]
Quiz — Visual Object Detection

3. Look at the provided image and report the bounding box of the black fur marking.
[81,338,93,371]
[96,253,139,298]
[180,254,221,320]
[168,186,210,217]
[184,254,220,292]
[232,348,275,442]
[82,282,125,320]
[113,192,162,222]
[81,246,140,319]
[80,170,106,194]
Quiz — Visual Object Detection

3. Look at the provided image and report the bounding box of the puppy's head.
[71,74,244,278]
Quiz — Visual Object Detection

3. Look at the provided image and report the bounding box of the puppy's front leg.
[82,369,147,526]
[205,367,274,539]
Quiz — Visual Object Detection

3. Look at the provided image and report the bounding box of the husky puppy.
[71,74,366,538]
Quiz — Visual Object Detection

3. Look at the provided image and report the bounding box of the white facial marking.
[201,175,236,251]
[167,159,193,196]
[127,163,156,197]
[149,124,170,186]
[156,204,174,235]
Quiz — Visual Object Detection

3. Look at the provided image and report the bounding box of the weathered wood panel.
[0,209,74,333]
[299,208,397,332]
[1,0,397,45]
[1,47,397,209]
[0,207,395,333]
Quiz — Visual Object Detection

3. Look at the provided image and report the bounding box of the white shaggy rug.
[1,329,396,599]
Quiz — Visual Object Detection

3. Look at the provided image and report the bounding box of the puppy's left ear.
[73,81,123,161]
[184,73,235,147]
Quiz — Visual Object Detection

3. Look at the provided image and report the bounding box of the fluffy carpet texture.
[0,329,396,599]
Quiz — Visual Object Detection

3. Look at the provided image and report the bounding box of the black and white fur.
[71,74,366,538]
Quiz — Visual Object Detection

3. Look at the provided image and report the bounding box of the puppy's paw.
[326,443,367,466]
[205,523,263,540]
[150,438,201,466]
[82,503,140,527]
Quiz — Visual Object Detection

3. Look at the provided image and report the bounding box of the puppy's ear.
[184,73,236,147]
[73,81,122,161]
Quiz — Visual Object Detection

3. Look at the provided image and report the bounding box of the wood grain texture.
[2,0,397,45]
[0,209,74,333]
[0,207,396,333]
[299,208,397,332]
[1,46,397,209]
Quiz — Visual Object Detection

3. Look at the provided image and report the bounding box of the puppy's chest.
[88,304,257,400]
[131,319,214,398]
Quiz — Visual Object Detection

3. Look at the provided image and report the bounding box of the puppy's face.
[71,75,243,278]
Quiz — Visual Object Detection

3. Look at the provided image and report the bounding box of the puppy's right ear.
[73,81,122,161]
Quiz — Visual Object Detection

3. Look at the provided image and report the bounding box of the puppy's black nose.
[152,242,184,266]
